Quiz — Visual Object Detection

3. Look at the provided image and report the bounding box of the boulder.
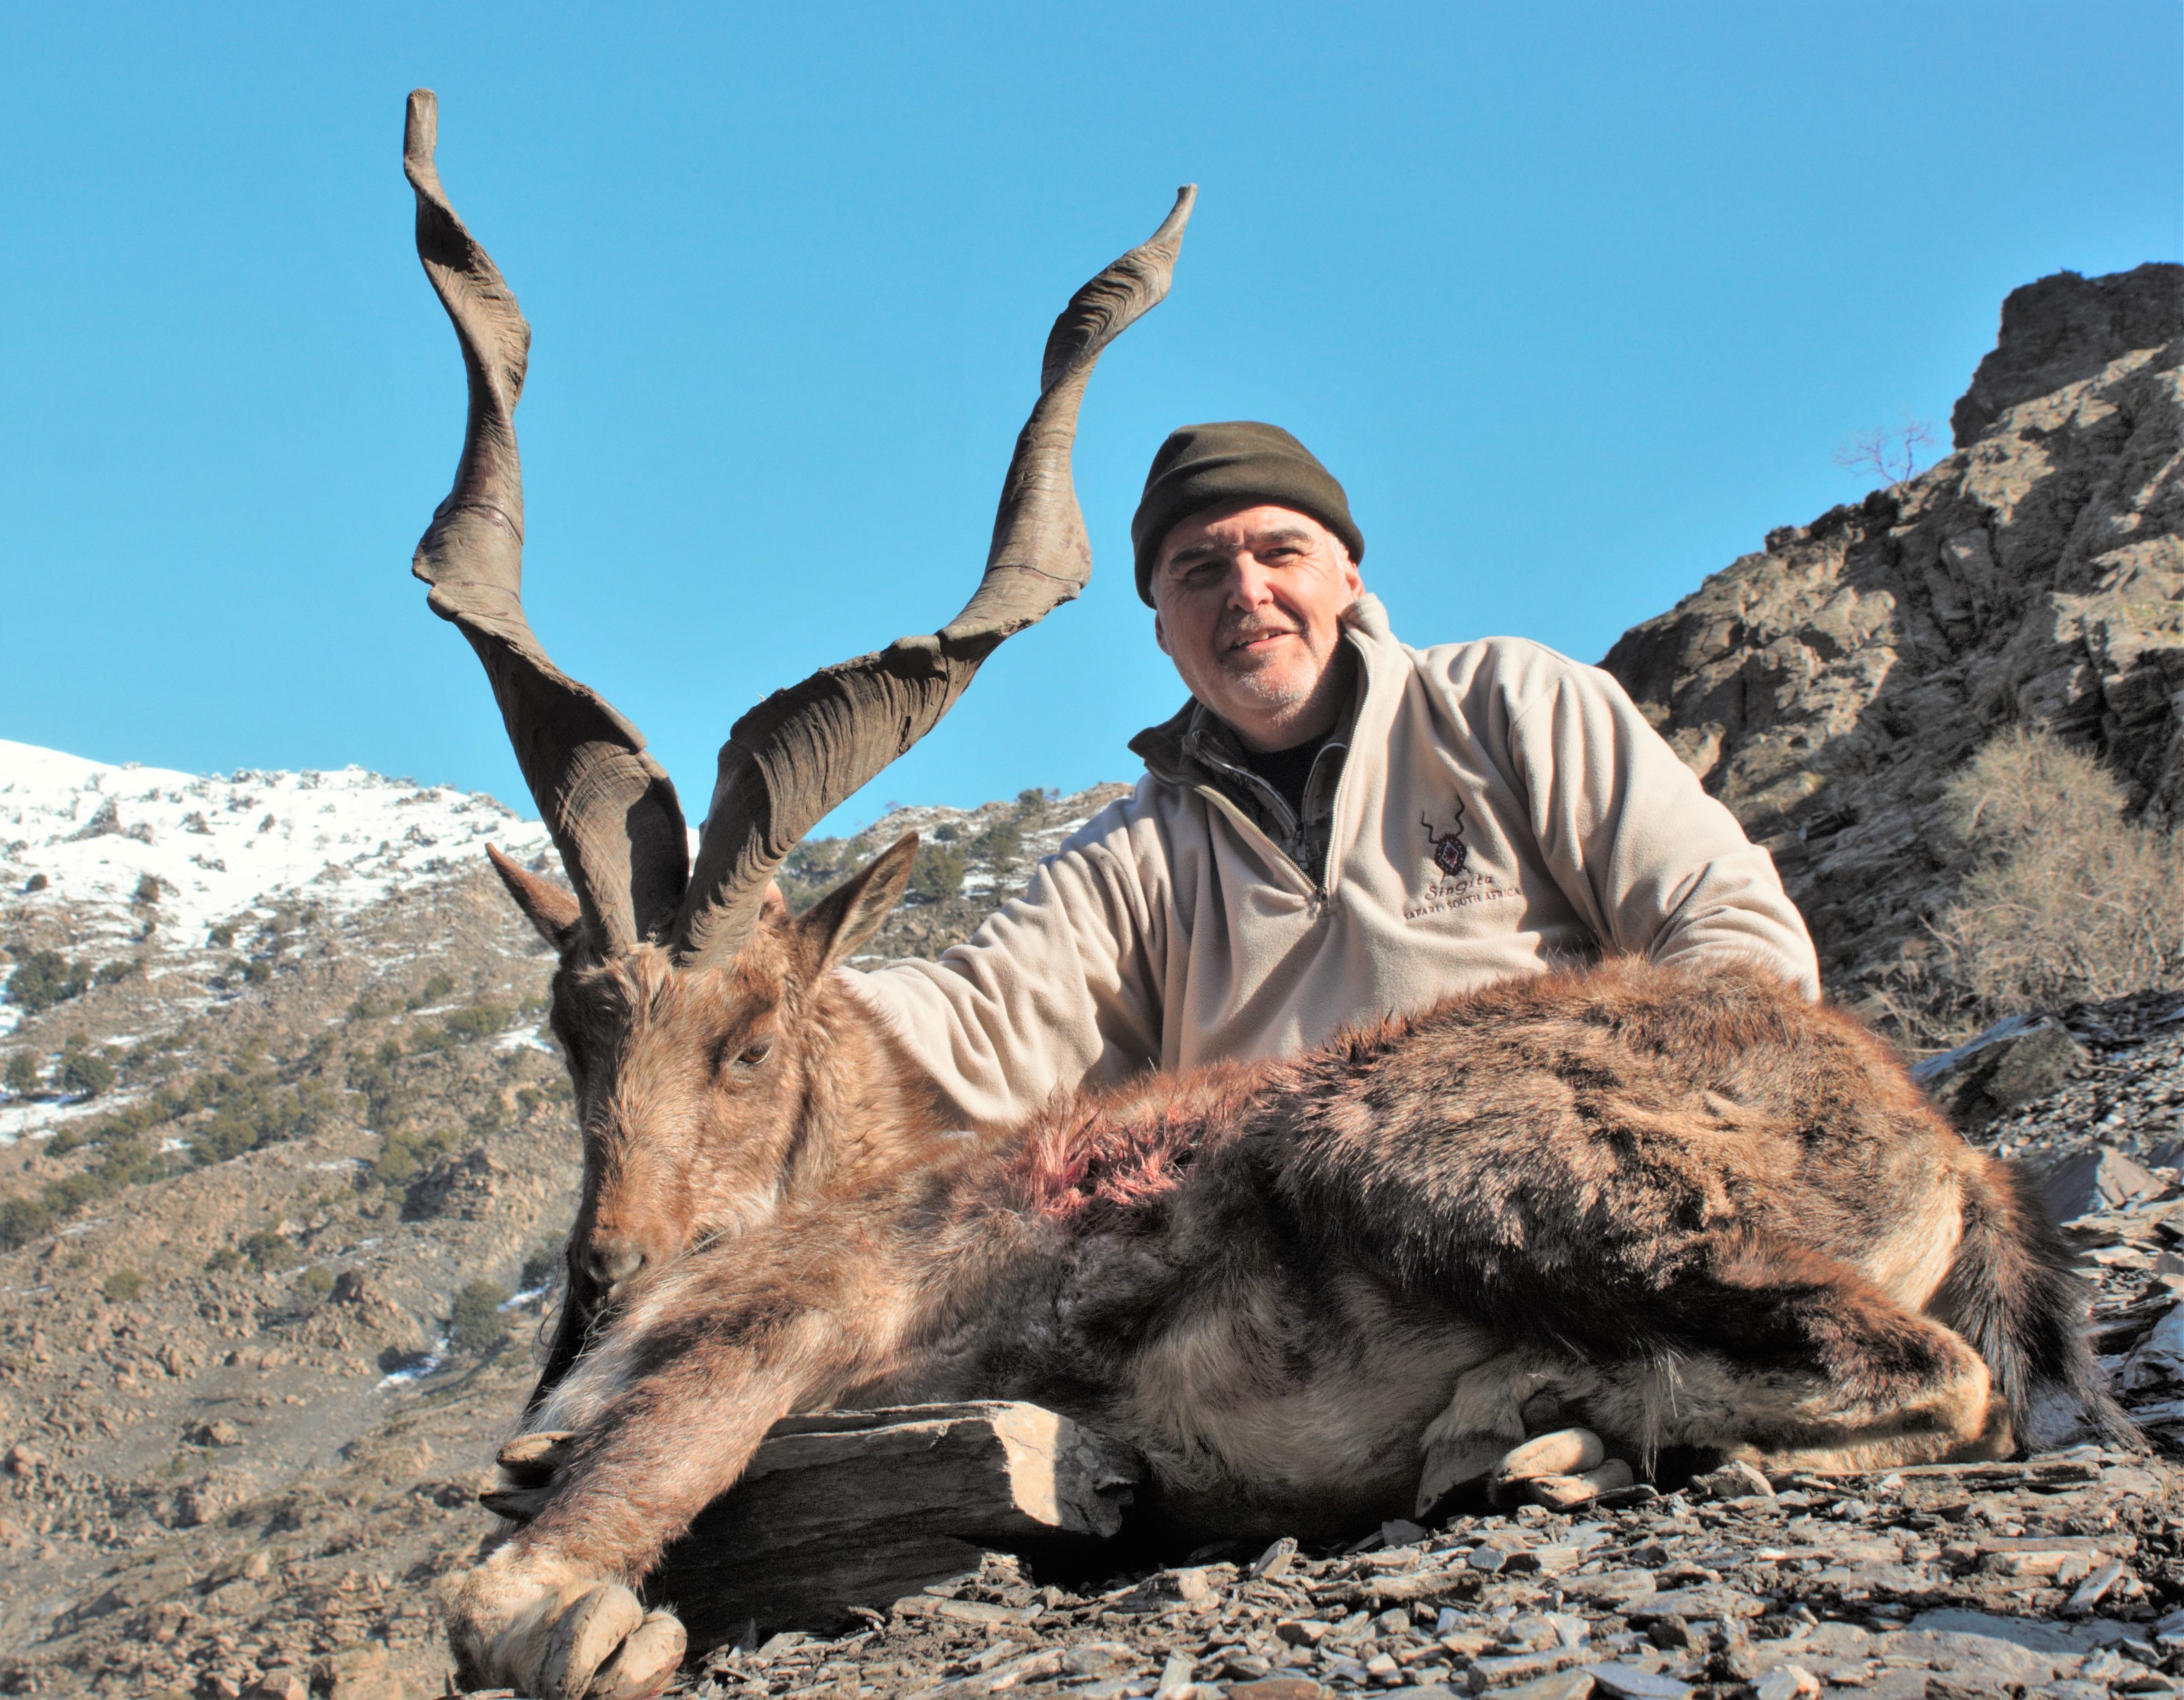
[1951,263,2184,446]
[1910,1014,2087,1128]
[2039,1145,2168,1225]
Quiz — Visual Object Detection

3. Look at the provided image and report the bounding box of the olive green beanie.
[1131,421,1363,606]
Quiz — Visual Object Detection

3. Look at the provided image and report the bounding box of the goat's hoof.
[1486,1429,1635,1510]
[546,1584,686,1700]
[1492,1428,1602,1486]
[1512,1459,1636,1510]
[446,1554,686,1699]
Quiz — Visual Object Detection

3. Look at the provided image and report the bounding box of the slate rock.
[2118,1307,2184,1395]
[1911,1014,2088,1130]
[2040,1145,2166,1224]
[1491,1674,1596,1700]
[1582,1663,1692,1699]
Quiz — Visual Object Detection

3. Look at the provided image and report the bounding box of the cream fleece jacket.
[849,595,1818,1130]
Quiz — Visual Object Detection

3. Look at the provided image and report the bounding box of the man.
[850,421,1818,1130]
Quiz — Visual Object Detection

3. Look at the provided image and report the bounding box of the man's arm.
[1504,657,1821,997]
[841,798,1170,1130]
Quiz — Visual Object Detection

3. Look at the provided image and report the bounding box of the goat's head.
[398,89,1191,1347]
[485,835,917,1294]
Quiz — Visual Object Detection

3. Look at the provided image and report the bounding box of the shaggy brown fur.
[444,840,2125,1700]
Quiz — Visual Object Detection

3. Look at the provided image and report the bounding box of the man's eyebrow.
[1162,539,1229,568]
[1163,529,1317,570]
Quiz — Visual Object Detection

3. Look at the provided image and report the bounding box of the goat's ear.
[486,845,585,955]
[797,833,917,970]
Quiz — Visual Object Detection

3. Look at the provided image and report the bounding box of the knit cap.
[1131,421,1363,606]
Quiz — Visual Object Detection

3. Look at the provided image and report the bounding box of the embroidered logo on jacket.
[1421,803,1470,877]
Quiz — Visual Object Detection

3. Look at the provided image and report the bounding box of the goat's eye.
[728,1036,774,1071]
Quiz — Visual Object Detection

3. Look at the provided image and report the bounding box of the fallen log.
[645,1401,1144,1648]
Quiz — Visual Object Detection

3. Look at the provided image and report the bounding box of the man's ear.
[796,833,917,970]
[486,845,584,955]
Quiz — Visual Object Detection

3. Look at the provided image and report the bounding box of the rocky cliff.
[1602,263,2184,1014]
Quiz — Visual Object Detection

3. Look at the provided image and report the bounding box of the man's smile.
[1223,624,1302,657]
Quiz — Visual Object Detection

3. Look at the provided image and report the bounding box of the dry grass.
[1881,728,2184,1046]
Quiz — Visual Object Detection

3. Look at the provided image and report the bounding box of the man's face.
[1152,503,1365,752]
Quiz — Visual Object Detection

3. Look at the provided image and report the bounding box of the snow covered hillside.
[0,739,551,1027]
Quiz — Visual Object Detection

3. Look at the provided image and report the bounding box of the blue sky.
[1,3,2177,835]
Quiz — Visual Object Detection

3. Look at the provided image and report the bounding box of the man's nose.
[1222,555,1278,608]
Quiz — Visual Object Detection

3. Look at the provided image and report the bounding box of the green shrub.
[205,1247,243,1274]
[241,1231,298,1273]
[297,1265,336,1300]
[4,1051,38,1096]
[181,1066,339,1167]
[243,959,272,985]
[974,820,1023,868]
[6,951,89,1015]
[519,1246,563,1291]
[207,921,236,948]
[94,960,137,987]
[133,874,162,906]
[102,1268,144,1302]
[449,1280,511,1356]
[0,1197,53,1251]
[446,1001,510,1043]
[373,1124,457,1186]
[908,845,965,905]
[60,1048,115,1099]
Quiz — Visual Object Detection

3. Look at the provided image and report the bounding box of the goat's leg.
[444,1257,889,1699]
[1415,1350,1604,1512]
[1614,1239,2011,1472]
[1283,1087,2008,1473]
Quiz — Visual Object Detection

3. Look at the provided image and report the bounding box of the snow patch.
[495,1023,556,1057]
[377,1338,449,1388]
[0,738,553,958]
[0,1096,107,1145]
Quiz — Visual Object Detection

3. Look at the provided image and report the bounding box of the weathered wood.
[647,1401,1143,1648]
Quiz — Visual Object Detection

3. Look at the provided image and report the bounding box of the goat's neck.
[785,975,959,1197]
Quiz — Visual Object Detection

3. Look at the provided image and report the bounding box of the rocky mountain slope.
[0,748,1124,1699]
[1602,262,2183,1017]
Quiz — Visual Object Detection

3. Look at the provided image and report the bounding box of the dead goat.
[396,93,2124,1700]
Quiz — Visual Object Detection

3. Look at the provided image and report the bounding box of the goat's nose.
[582,1235,646,1290]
